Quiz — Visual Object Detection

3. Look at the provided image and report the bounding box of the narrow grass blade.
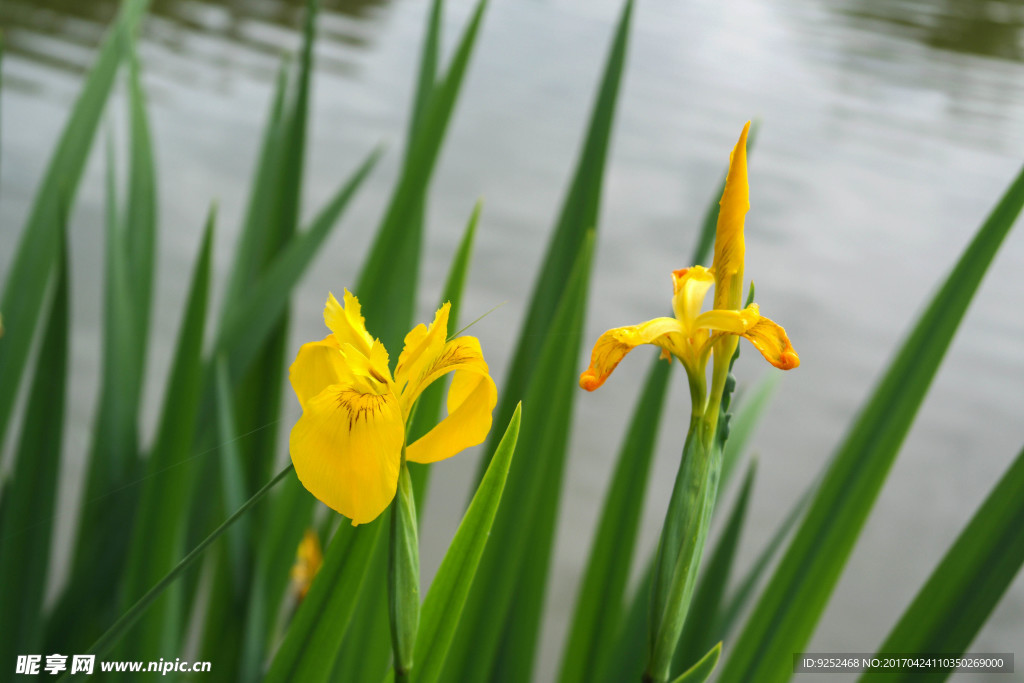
[60,466,294,681]
[263,522,385,683]
[671,643,721,683]
[718,163,1024,683]
[478,0,633,481]
[357,0,489,352]
[117,210,214,660]
[0,0,147,450]
[408,405,522,683]
[673,460,756,675]
[442,236,595,682]
[862,444,1024,683]
[559,357,671,683]
[0,228,69,669]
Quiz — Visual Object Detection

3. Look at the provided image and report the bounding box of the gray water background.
[2,0,1024,681]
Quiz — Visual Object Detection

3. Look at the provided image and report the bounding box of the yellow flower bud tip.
[289,290,497,525]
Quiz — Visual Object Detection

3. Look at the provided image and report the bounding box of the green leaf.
[674,460,756,675]
[64,466,294,680]
[601,558,654,683]
[442,235,596,683]
[0,226,69,668]
[117,209,214,660]
[862,444,1024,683]
[477,0,633,482]
[715,474,813,640]
[388,464,420,677]
[718,162,1024,683]
[357,0,489,352]
[214,357,252,594]
[263,521,385,683]
[0,0,147,448]
[559,357,671,683]
[670,643,721,683]
[411,405,521,683]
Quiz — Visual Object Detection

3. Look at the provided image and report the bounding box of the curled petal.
[406,370,497,464]
[338,339,394,393]
[289,335,345,409]
[289,384,404,525]
[325,289,374,357]
[395,302,451,395]
[400,335,490,414]
[712,122,750,312]
[671,266,714,332]
[741,314,800,370]
[579,317,684,391]
[694,304,760,335]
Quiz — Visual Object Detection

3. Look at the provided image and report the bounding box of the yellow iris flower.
[288,290,497,525]
[580,122,798,402]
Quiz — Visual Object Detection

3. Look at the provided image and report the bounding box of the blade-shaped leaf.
[559,357,671,683]
[117,210,214,660]
[263,521,385,683]
[356,0,489,353]
[0,0,147,448]
[863,444,1024,683]
[412,405,522,683]
[718,162,1024,683]
[477,0,633,482]
[441,235,595,682]
[0,226,69,668]
[671,643,721,683]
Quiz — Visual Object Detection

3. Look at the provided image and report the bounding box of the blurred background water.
[2,0,1024,680]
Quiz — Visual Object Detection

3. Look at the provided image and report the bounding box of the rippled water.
[3,0,1024,680]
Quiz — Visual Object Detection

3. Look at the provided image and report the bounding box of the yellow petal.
[289,383,404,525]
[400,334,490,414]
[741,313,800,370]
[289,335,346,409]
[338,339,394,394]
[406,370,497,464]
[671,266,714,332]
[579,317,685,391]
[395,302,451,396]
[712,122,750,312]
[324,289,374,357]
[694,304,760,335]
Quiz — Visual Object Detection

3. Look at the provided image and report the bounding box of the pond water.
[2,0,1024,680]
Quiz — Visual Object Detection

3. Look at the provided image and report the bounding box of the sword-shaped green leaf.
[862,444,1024,683]
[718,162,1024,683]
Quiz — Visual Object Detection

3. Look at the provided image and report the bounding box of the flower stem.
[388,452,420,681]
[645,415,723,683]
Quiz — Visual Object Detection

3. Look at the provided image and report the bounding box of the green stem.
[389,451,420,680]
[645,416,723,683]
